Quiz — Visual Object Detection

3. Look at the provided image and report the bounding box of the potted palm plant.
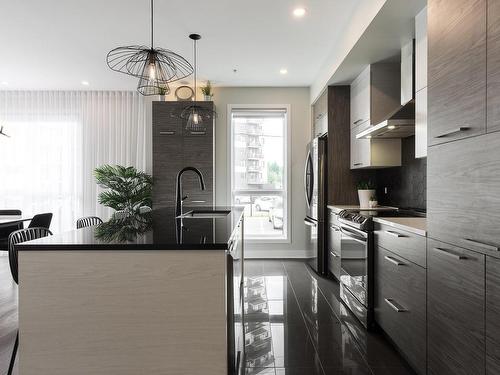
[94,165,153,216]
[356,180,376,208]
[201,80,213,101]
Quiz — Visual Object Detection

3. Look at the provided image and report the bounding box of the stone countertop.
[17,206,244,251]
[327,205,399,214]
[373,217,427,237]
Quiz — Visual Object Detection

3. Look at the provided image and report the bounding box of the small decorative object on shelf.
[201,80,213,101]
[174,85,195,101]
[356,180,376,208]
[158,86,169,101]
[94,165,153,215]
[368,196,378,208]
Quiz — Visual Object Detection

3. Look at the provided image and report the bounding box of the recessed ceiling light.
[1,81,8,86]
[293,7,307,18]
[81,80,90,86]
[366,135,372,139]
[280,68,288,75]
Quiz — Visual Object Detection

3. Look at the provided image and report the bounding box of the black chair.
[7,227,52,375]
[28,213,53,229]
[76,216,103,229]
[0,210,23,251]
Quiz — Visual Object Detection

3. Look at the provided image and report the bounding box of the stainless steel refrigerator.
[304,135,328,275]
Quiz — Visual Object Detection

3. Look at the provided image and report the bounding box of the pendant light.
[0,126,9,138]
[106,0,193,96]
[180,34,217,133]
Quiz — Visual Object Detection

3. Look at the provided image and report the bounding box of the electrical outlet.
[384,187,388,194]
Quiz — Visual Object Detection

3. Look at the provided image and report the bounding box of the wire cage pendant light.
[180,34,217,133]
[106,0,193,96]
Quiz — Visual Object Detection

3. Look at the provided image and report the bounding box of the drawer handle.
[330,251,340,258]
[384,230,406,238]
[433,247,467,260]
[435,126,470,138]
[353,162,363,166]
[189,131,206,135]
[384,298,407,313]
[384,255,405,266]
[159,131,175,135]
[353,119,364,125]
[462,238,499,252]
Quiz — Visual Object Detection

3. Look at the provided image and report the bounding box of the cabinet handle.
[384,255,405,266]
[384,298,407,312]
[434,126,470,138]
[433,247,467,260]
[353,119,364,125]
[384,230,406,238]
[462,238,499,252]
[353,162,363,166]
[330,251,340,258]
[190,131,206,135]
[159,131,175,135]
[330,225,340,231]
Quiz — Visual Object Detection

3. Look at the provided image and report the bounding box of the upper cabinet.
[487,0,500,133]
[312,90,328,137]
[350,63,401,129]
[415,7,428,159]
[428,0,486,146]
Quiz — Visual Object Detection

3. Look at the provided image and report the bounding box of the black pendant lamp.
[180,34,217,133]
[106,0,193,96]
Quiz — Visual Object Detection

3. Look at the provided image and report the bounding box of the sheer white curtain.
[0,91,148,233]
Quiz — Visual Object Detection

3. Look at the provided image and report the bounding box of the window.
[229,105,290,241]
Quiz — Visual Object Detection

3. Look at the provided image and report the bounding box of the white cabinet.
[351,122,402,169]
[415,6,428,92]
[312,90,328,137]
[350,66,371,128]
[415,6,428,158]
[415,88,427,158]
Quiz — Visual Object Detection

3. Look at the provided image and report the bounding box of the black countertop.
[17,206,244,251]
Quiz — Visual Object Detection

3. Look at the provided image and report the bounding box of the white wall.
[212,87,311,258]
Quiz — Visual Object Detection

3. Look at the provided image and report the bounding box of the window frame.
[227,104,292,244]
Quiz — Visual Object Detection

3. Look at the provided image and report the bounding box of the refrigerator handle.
[304,217,317,227]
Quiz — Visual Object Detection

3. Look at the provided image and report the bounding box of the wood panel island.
[15,207,244,375]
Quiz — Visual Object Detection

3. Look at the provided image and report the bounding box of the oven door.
[339,224,369,307]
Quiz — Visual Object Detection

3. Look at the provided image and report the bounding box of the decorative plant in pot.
[158,86,169,101]
[356,180,376,208]
[200,80,213,101]
[94,165,153,216]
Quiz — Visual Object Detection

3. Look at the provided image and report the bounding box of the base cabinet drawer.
[374,222,426,267]
[328,221,341,280]
[427,239,485,375]
[374,247,426,374]
[486,256,500,374]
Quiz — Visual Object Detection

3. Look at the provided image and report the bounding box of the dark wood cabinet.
[428,0,486,145]
[152,101,214,208]
[428,132,500,257]
[486,256,500,374]
[488,0,500,133]
[374,246,426,374]
[427,239,485,375]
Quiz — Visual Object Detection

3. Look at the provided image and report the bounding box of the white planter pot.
[204,95,213,101]
[358,189,376,208]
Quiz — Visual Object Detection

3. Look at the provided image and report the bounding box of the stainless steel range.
[337,210,375,329]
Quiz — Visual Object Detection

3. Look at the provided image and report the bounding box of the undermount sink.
[178,209,231,218]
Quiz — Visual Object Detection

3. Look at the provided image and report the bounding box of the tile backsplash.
[375,136,427,210]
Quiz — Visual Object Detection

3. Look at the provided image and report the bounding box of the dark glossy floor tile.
[275,366,324,375]
[246,367,277,375]
[322,365,373,375]
[370,365,416,375]
[271,323,322,369]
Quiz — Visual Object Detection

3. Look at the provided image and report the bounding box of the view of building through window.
[231,108,288,240]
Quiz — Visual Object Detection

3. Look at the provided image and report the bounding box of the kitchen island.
[15,206,244,375]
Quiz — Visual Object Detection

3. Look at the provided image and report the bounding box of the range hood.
[357,40,416,140]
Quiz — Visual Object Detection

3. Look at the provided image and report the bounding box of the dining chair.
[7,227,53,375]
[76,216,103,229]
[28,213,53,229]
[0,209,23,251]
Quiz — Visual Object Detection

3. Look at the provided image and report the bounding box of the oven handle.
[340,226,367,243]
[304,217,317,227]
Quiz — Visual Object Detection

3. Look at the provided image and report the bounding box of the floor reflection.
[242,260,416,375]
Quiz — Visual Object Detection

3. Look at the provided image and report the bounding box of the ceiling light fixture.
[388,125,396,130]
[179,34,217,134]
[1,81,8,86]
[106,0,193,96]
[280,68,288,75]
[81,80,89,86]
[293,7,307,17]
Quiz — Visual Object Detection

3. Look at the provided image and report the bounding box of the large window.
[229,106,290,241]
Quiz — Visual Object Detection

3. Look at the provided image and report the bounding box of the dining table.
[0,215,33,228]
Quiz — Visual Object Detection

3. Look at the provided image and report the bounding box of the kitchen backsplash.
[375,136,427,210]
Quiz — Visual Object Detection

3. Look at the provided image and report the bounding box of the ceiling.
[0,0,363,91]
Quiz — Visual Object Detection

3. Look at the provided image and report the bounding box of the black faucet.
[175,167,206,217]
